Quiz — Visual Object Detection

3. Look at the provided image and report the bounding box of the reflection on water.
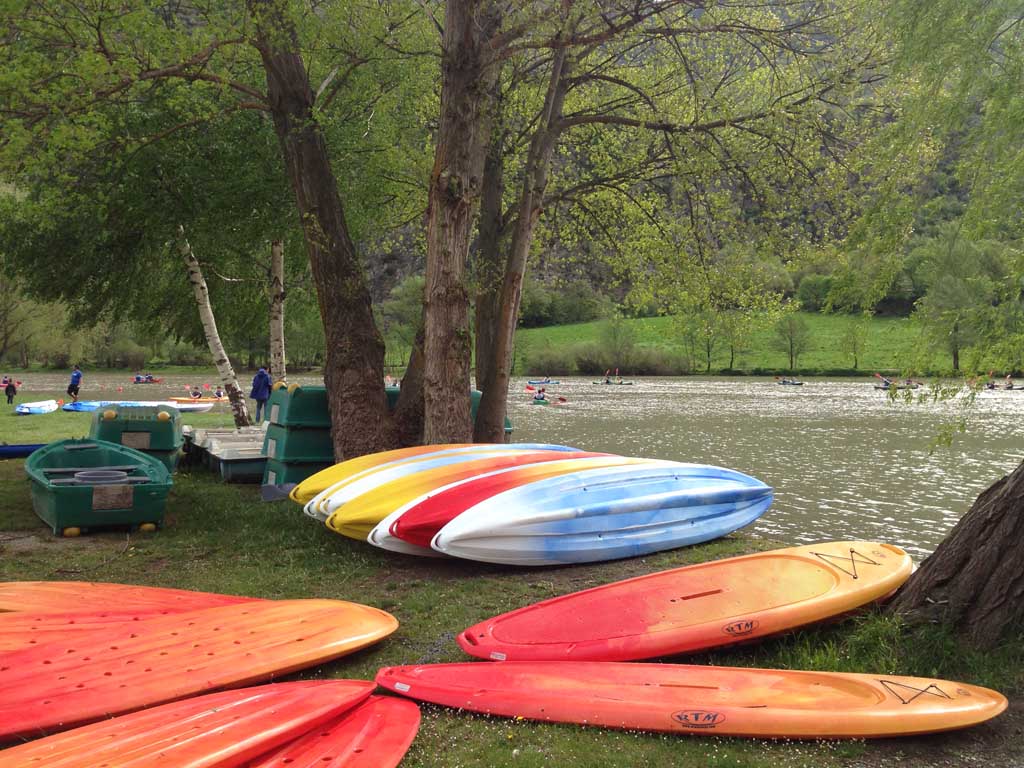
[510,377,1024,558]
[11,371,1021,557]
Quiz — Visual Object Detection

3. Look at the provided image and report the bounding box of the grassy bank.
[2,416,1021,765]
[516,313,952,377]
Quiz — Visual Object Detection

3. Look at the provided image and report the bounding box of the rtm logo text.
[673,710,726,729]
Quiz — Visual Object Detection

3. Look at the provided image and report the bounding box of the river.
[10,371,1021,557]
[509,377,1024,558]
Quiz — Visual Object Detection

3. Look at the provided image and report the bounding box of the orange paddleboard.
[0,580,254,614]
[246,695,420,768]
[0,599,397,740]
[0,681,374,766]
[376,662,1007,738]
[459,541,913,661]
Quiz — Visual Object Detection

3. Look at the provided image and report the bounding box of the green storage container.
[263,423,333,463]
[25,439,172,536]
[90,406,184,472]
[267,384,330,428]
[262,458,333,486]
[267,383,512,435]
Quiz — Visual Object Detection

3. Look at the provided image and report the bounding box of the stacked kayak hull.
[0,681,374,763]
[291,442,580,506]
[248,695,420,768]
[295,444,772,566]
[376,662,1007,739]
[458,541,913,661]
[15,399,57,415]
[328,452,619,541]
[431,461,772,566]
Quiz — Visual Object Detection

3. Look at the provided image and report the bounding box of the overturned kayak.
[458,541,913,661]
[376,662,1007,739]
[15,400,58,415]
[431,461,772,566]
[62,400,214,413]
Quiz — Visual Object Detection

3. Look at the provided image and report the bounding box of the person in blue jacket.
[249,366,272,422]
[67,364,83,403]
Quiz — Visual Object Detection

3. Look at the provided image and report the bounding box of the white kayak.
[15,400,58,415]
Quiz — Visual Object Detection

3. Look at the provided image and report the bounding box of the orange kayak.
[169,396,228,403]
[0,580,254,614]
[0,599,397,740]
[0,681,374,765]
[376,661,1007,738]
[459,541,913,661]
[247,695,420,768]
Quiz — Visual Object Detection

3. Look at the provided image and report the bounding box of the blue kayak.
[527,380,560,385]
[0,444,44,458]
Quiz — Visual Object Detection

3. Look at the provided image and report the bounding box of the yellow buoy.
[287,382,301,393]
[62,527,81,538]
[102,410,117,420]
[157,411,171,421]
[139,523,157,533]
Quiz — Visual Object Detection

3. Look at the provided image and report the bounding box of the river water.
[509,377,1024,558]
[10,371,1022,557]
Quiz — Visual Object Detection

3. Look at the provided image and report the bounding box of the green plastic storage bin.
[267,384,330,428]
[90,406,184,472]
[262,458,333,486]
[263,423,333,463]
[25,439,172,536]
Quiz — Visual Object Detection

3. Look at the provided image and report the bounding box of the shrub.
[796,274,834,311]
[521,344,577,376]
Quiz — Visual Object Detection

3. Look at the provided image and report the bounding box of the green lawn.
[516,312,952,376]
[1,410,1020,765]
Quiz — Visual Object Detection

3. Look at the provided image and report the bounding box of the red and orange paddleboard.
[0,599,397,740]
[0,681,374,766]
[0,580,255,614]
[246,695,420,768]
[459,541,913,661]
[376,662,1007,739]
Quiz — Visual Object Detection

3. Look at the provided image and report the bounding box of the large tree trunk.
[268,238,286,383]
[249,0,398,459]
[472,110,508,442]
[393,328,426,447]
[889,460,1024,648]
[422,0,501,444]
[475,49,570,443]
[179,225,250,428]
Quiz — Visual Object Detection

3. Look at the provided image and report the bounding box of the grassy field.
[1,407,1021,766]
[516,312,953,376]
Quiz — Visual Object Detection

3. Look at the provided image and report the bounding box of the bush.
[521,344,577,376]
[518,277,611,327]
[166,342,208,366]
[796,274,834,311]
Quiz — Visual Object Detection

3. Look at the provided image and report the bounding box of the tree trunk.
[249,0,398,459]
[472,107,507,442]
[179,225,251,428]
[423,0,501,444]
[393,328,426,447]
[889,460,1024,648]
[268,239,286,383]
[475,48,570,443]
